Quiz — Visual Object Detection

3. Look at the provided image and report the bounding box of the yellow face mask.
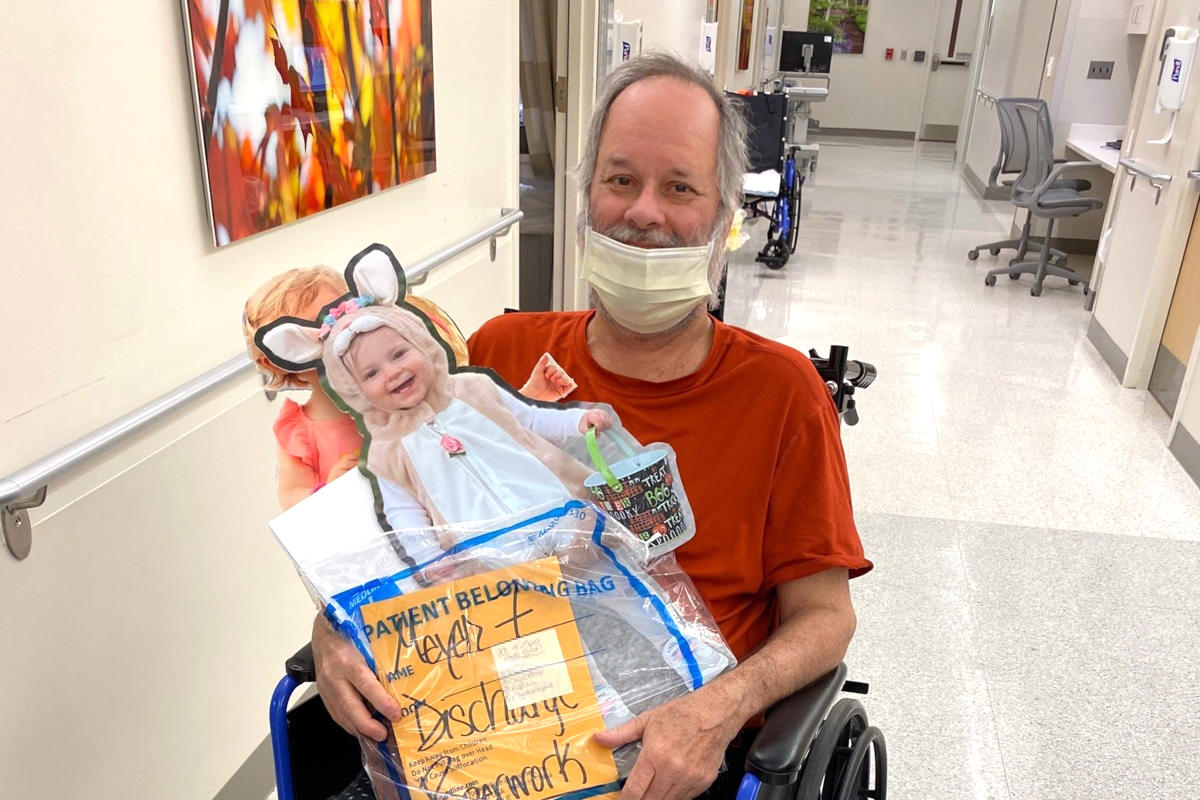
[582,229,713,335]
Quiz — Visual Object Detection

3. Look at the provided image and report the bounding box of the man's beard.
[597,221,693,248]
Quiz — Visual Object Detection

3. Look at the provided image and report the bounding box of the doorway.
[918,0,984,142]
[517,0,565,312]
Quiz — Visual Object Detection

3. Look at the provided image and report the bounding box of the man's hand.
[312,614,401,742]
[593,683,744,800]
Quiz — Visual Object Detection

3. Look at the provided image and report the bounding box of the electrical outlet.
[1088,60,1114,80]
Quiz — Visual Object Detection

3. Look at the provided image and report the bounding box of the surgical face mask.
[582,229,713,335]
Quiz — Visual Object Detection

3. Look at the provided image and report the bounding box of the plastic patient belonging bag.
[272,491,734,800]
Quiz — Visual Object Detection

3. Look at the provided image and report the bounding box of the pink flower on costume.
[440,434,466,456]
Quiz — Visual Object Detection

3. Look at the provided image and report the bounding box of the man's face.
[589,77,722,248]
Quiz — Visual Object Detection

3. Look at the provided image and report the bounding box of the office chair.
[968,97,1090,267]
[983,100,1103,296]
[271,644,886,800]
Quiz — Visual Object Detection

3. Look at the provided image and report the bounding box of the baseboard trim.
[1046,237,1099,256]
[1169,424,1200,491]
[213,733,276,800]
[816,127,916,140]
[920,123,958,142]
[1087,317,1128,381]
[1149,343,1187,416]
[962,165,1008,200]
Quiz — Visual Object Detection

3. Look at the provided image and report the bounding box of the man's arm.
[593,567,856,800]
[311,613,402,742]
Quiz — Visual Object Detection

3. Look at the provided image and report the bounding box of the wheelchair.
[271,644,886,800]
[268,347,882,799]
[732,91,804,271]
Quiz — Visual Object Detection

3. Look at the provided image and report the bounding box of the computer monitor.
[779,30,833,74]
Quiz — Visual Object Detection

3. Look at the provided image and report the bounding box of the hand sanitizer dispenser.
[1149,26,1198,144]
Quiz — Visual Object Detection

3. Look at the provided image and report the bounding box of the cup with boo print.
[584,427,691,549]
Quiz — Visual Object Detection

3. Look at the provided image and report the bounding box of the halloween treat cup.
[584,427,690,548]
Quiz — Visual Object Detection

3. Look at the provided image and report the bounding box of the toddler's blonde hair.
[243,266,347,390]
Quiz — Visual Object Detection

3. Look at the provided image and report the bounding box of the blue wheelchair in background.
[732,91,803,271]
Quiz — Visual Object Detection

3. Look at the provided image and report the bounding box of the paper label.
[360,557,618,800]
[492,629,574,708]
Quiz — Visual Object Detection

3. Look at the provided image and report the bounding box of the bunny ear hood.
[346,243,405,304]
[252,241,460,430]
[256,318,324,372]
[322,303,453,423]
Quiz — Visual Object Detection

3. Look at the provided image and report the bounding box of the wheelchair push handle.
[809,345,876,426]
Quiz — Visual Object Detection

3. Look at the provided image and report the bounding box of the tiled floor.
[723,136,1200,799]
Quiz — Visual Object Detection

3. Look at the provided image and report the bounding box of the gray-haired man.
[312,52,870,800]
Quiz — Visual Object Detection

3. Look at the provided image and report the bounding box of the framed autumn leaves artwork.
[182,0,436,246]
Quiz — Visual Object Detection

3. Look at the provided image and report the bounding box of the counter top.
[1064,123,1125,174]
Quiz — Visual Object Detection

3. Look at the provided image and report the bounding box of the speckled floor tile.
[723,136,1200,800]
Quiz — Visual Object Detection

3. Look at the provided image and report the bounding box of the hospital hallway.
[722,136,1200,800]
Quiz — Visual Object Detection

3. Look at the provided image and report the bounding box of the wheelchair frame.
[737,90,804,271]
[744,149,802,271]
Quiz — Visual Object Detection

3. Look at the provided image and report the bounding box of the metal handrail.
[0,207,523,560]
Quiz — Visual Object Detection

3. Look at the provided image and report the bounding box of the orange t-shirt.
[467,311,872,661]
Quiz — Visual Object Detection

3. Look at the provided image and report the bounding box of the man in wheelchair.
[303,52,877,800]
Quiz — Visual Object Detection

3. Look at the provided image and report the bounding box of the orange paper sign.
[361,557,620,800]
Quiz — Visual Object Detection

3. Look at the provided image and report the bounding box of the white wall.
[814,0,941,132]
[615,0,708,61]
[0,0,520,796]
[1049,0,1137,148]
[962,0,1060,191]
[782,0,812,30]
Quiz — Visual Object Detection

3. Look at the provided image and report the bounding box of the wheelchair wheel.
[758,239,790,269]
[832,726,886,800]
[796,698,875,800]
[786,177,802,253]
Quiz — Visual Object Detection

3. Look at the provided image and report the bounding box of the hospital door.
[1150,202,1200,413]
[1090,0,1200,388]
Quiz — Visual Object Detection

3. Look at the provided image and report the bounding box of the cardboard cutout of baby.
[257,244,717,800]
[255,243,697,562]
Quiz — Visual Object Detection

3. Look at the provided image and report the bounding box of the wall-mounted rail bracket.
[491,207,520,261]
[1120,157,1172,205]
[2,484,47,561]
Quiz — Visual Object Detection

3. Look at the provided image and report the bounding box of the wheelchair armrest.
[746,663,848,785]
[286,641,317,684]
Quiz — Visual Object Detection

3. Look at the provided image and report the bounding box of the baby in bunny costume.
[257,244,613,564]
